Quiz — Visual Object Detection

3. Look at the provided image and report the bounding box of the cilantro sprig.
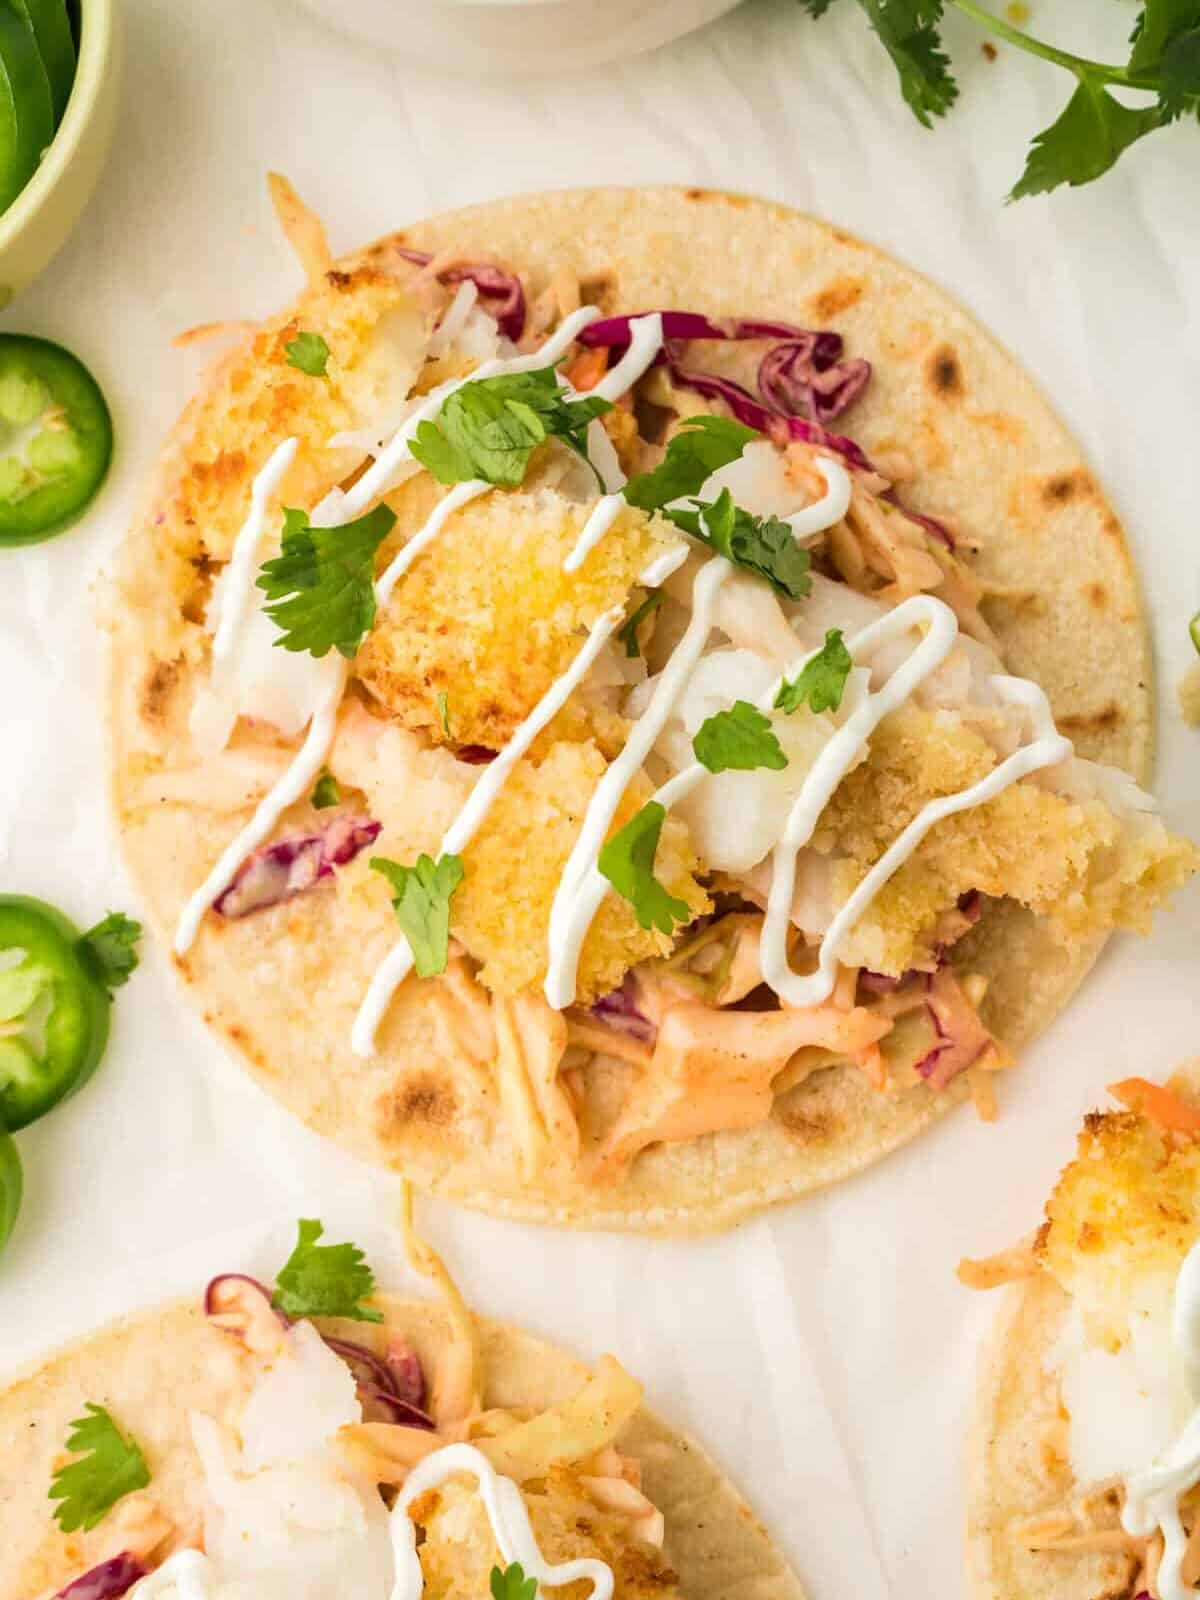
[623,415,760,512]
[285,331,331,378]
[492,1564,538,1600]
[77,912,142,992]
[371,852,464,978]
[798,0,1200,196]
[272,1218,383,1324]
[598,802,692,935]
[776,629,854,715]
[257,503,397,659]
[693,701,788,773]
[49,1406,150,1533]
[669,489,812,601]
[410,367,612,489]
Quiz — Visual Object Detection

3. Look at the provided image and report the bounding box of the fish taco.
[965,1064,1200,1600]
[2,1204,803,1600]
[109,181,1196,1229]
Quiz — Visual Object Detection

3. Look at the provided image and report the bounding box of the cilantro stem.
[947,0,1157,90]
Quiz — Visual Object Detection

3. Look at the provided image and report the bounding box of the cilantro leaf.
[693,701,788,773]
[1010,76,1163,198]
[411,367,611,489]
[1130,0,1200,117]
[311,769,340,809]
[670,489,812,600]
[49,1406,150,1533]
[436,690,452,738]
[622,415,760,512]
[776,629,854,714]
[597,802,692,936]
[855,0,957,127]
[1160,28,1200,117]
[77,913,142,992]
[257,503,397,659]
[370,852,464,978]
[618,590,665,659]
[492,1565,538,1600]
[285,331,331,377]
[272,1218,383,1324]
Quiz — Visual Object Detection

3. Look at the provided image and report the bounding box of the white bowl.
[290,0,741,77]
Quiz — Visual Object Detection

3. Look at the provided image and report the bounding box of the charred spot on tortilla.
[1058,702,1121,734]
[927,344,964,399]
[384,1075,457,1130]
[141,657,182,723]
[1041,468,1096,506]
[773,1101,839,1146]
[1082,581,1108,611]
[808,276,865,320]
[579,270,618,310]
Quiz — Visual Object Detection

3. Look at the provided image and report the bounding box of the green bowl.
[0,0,120,304]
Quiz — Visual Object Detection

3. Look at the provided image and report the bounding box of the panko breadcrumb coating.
[333,704,708,1001]
[819,705,1198,975]
[166,267,430,567]
[356,488,683,753]
[413,1468,679,1600]
[1037,1100,1200,1345]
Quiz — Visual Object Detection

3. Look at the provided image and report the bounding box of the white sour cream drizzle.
[1122,1239,1200,1600]
[759,601,1073,1007]
[389,1443,614,1600]
[782,455,852,539]
[211,436,299,665]
[175,306,664,960]
[543,554,732,1010]
[126,1444,612,1600]
[351,605,626,1056]
[315,305,605,528]
[128,1550,210,1600]
[174,665,347,956]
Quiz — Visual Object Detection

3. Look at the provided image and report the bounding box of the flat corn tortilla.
[109,186,1153,1231]
[967,1060,1200,1600]
[0,1296,804,1600]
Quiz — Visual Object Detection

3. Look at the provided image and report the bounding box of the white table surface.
[1,1,1198,1596]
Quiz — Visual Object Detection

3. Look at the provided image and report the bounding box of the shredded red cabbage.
[395,247,526,342]
[204,1275,435,1431]
[55,1555,147,1600]
[758,338,871,428]
[591,976,656,1044]
[204,1273,288,1324]
[322,1334,436,1431]
[858,970,904,995]
[882,489,956,551]
[917,974,992,1089]
[386,1337,427,1410]
[214,815,381,921]
[577,311,875,471]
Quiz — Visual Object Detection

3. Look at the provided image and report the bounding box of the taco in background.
[1,1204,802,1600]
[966,1064,1200,1600]
[109,181,1196,1230]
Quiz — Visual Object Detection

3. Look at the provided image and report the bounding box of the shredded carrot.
[398,1181,481,1420]
[957,1232,1040,1289]
[172,320,258,349]
[969,1066,999,1122]
[564,347,610,392]
[267,172,332,287]
[1109,1077,1200,1136]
